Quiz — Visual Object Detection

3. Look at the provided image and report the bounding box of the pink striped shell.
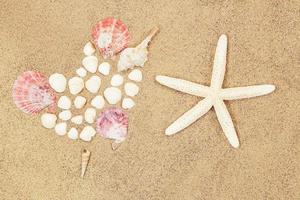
[96,107,128,142]
[12,71,57,115]
[91,18,130,59]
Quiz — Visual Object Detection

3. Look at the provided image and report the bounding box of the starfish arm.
[213,99,240,148]
[156,75,211,97]
[220,84,275,100]
[210,34,228,90]
[165,97,213,135]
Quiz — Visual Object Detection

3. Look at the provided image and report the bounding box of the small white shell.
[124,82,139,97]
[85,75,101,93]
[80,126,96,142]
[110,74,124,86]
[82,56,98,73]
[67,127,79,140]
[68,77,84,95]
[49,73,67,93]
[54,122,67,136]
[83,42,96,56]
[98,62,111,75]
[128,69,143,82]
[76,67,87,77]
[74,96,86,109]
[104,87,122,105]
[57,96,72,110]
[122,97,135,109]
[71,115,83,125]
[84,107,97,124]
[41,113,57,129]
[91,95,105,109]
[58,110,72,121]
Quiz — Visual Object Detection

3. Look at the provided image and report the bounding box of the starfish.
[155,34,275,148]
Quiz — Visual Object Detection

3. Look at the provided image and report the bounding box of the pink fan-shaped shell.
[91,18,130,59]
[96,107,128,142]
[12,71,57,115]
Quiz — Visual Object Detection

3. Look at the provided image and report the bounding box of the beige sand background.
[0,0,299,199]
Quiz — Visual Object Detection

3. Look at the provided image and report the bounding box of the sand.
[0,0,299,199]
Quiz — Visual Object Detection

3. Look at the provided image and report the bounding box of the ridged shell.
[91,18,130,59]
[12,71,57,115]
[96,107,128,142]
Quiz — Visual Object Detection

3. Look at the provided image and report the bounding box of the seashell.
[128,69,142,82]
[82,56,98,73]
[12,71,57,115]
[83,42,96,56]
[124,82,139,97]
[122,97,135,109]
[54,122,67,136]
[58,110,72,121]
[71,115,83,125]
[98,62,111,75]
[110,74,124,86]
[41,113,57,129]
[117,27,159,71]
[76,67,87,78]
[49,73,67,93]
[85,75,101,93]
[57,96,72,110]
[91,95,105,109]
[84,107,97,124]
[96,107,128,150]
[68,77,84,95]
[81,149,91,178]
[103,87,122,105]
[74,96,86,109]
[80,126,96,142]
[91,18,130,59]
[67,127,78,140]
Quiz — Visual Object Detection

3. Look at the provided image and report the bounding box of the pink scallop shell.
[91,18,130,59]
[96,107,128,142]
[12,71,57,115]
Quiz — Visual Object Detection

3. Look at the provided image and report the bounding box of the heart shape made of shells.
[12,17,159,150]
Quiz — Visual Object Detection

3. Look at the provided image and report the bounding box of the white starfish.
[155,34,275,148]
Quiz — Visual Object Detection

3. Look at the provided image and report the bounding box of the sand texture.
[0,0,299,199]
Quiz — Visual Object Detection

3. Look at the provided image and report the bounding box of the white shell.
[85,75,101,93]
[54,122,67,136]
[80,126,96,142]
[128,69,143,82]
[124,82,139,97]
[110,74,124,86]
[82,56,98,73]
[58,110,72,121]
[76,67,87,77]
[49,73,67,93]
[98,62,111,76]
[122,97,135,109]
[57,96,72,110]
[68,77,84,95]
[117,46,148,71]
[71,115,83,125]
[91,95,105,109]
[67,127,78,140]
[83,42,95,56]
[104,87,122,105]
[84,107,97,124]
[74,96,86,109]
[41,113,57,129]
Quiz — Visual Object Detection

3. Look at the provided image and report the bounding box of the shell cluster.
[12,18,158,150]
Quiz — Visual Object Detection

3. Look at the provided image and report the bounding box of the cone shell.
[96,107,128,142]
[81,149,91,178]
[91,18,130,59]
[12,71,57,115]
